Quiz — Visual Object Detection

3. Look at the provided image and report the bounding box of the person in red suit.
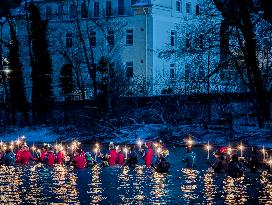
[20,145,36,165]
[73,149,86,169]
[15,147,23,163]
[56,149,65,164]
[117,148,125,165]
[46,147,55,166]
[141,141,154,167]
[39,146,48,163]
[108,142,118,166]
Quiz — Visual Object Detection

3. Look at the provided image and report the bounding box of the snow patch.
[0,126,59,143]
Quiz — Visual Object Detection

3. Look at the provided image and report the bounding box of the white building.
[2,0,218,101]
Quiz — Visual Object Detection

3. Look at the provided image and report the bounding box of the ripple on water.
[0,147,271,204]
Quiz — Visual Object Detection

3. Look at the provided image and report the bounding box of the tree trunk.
[238,2,270,127]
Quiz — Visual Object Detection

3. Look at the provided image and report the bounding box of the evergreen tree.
[96,56,117,110]
[96,56,114,98]
[59,64,74,101]
[0,0,22,16]
[8,19,28,125]
[28,3,53,114]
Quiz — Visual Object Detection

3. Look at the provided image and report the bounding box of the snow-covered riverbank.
[0,126,59,143]
[0,123,270,147]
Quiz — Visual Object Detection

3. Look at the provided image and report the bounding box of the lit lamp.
[262,145,266,160]
[238,142,244,158]
[1,59,12,75]
[31,144,36,155]
[16,138,20,149]
[137,140,143,149]
[268,156,272,170]
[187,138,193,148]
[124,147,128,159]
[9,141,14,150]
[157,147,162,157]
[206,141,212,159]
[93,143,100,161]
[93,147,99,161]
[227,146,232,155]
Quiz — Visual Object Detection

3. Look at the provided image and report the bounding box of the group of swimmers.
[0,136,271,177]
[0,137,171,173]
[183,145,271,178]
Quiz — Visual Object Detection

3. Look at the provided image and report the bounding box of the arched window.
[46,5,52,19]
[196,5,200,15]
[90,31,96,46]
[107,30,114,46]
[69,4,77,19]
[66,33,73,48]
[81,3,88,18]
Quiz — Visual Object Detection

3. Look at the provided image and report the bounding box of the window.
[66,33,73,48]
[109,62,115,77]
[199,66,205,78]
[170,64,175,79]
[186,2,191,14]
[126,29,133,45]
[118,0,125,15]
[131,0,137,6]
[81,3,88,18]
[126,62,133,78]
[107,30,114,46]
[196,4,200,15]
[171,31,176,47]
[185,65,190,80]
[185,34,190,48]
[46,6,52,19]
[69,4,77,19]
[199,34,204,49]
[90,31,96,46]
[106,1,112,17]
[58,5,64,20]
[94,2,99,17]
[176,1,181,12]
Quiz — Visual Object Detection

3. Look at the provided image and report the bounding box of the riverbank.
[0,123,270,147]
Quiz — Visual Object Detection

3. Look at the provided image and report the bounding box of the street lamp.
[2,58,11,74]
[0,59,11,123]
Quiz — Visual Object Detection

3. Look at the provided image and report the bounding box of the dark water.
[0,147,272,205]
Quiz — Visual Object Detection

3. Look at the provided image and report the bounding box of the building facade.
[2,0,230,101]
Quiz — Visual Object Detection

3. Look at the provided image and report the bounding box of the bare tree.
[51,0,127,104]
[160,0,272,127]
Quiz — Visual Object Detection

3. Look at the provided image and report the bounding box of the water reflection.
[0,166,21,204]
[223,175,248,205]
[0,147,271,204]
[180,168,200,204]
[118,165,134,204]
[150,171,167,204]
[65,166,80,204]
[24,164,43,204]
[134,166,145,203]
[259,171,272,204]
[203,169,216,205]
[87,164,106,204]
[52,165,80,204]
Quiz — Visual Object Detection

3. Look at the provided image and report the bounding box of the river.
[0,147,271,204]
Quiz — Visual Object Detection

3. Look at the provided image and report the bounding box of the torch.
[262,145,266,160]
[137,140,143,149]
[124,147,128,159]
[238,142,244,158]
[206,141,212,159]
